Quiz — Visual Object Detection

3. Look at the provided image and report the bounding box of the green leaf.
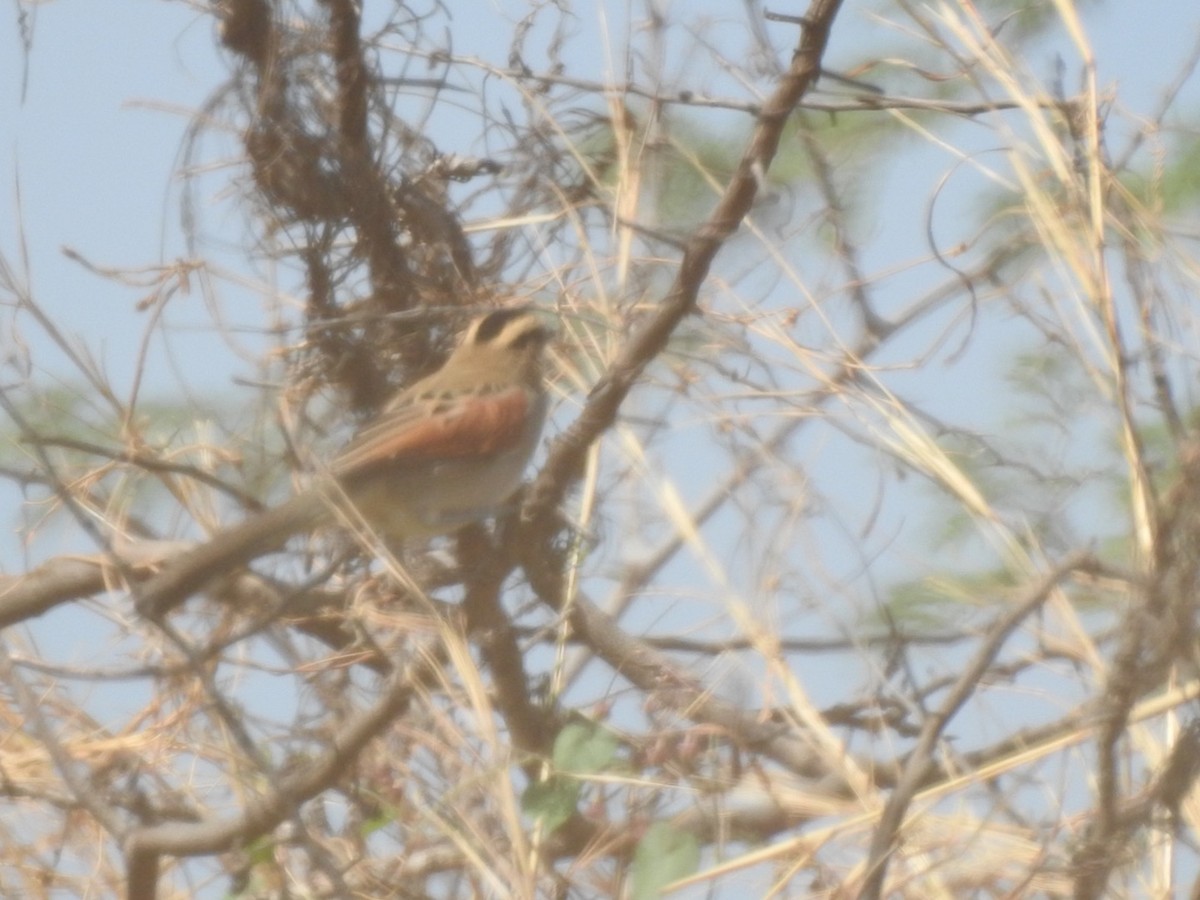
[553,720,618,774]
[242,833,275,867]
[631,822,700,899]
[360,809,394,837]
[521,775,579,835]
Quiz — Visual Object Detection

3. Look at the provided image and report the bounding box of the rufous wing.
[332,386,531,479]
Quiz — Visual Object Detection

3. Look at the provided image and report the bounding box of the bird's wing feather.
[332,385,530,478]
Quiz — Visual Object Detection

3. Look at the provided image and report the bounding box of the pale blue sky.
[4,0,1196,404]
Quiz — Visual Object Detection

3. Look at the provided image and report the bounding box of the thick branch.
[522,0,846,519]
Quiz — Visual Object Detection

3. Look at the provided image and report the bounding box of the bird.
[136,307,552,619]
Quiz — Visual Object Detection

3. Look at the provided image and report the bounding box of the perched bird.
[137,307,552,618]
